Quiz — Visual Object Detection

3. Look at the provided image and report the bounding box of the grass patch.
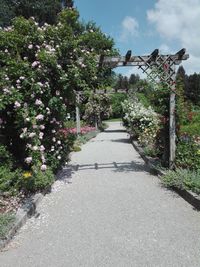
[0,213,15,239]
[180,122,200,136]
[160,168,200,194]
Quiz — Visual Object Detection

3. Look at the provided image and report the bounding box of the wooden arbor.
[99,49,189,168]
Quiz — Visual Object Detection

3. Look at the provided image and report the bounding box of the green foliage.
[0,0,15,27]
[161,168,200,195]
[143,147,160,158]
[0,166,22,193]
[0,213,15,239]
[111,93,127,118]
[180,111,200,137]
[0,145,13,169]
[181,123,200,137]
[114,73,140,91]
[176,138,200,170]
[73,145,81,152]
[136,92,151,108]
[23,168,54,192]
[0,0,62,27]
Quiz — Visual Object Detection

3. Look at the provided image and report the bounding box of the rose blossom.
[40,125,45,130]
[40,145,45,152]
[36,114,44,121]
[32,61,39,68]
[28,44,33,49]
[41,164,47,171]
[25,157,32,164]
[14,101,21,109]
[35,99,43,106]
[29,132,36,138]
[39,132,44,139]
[37,82,43,87]
[41,155,46,163]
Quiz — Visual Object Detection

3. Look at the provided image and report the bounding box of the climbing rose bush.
[0,9,116,192]
[122,98,160,148]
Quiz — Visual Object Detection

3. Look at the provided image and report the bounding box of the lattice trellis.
[100,49,188,87]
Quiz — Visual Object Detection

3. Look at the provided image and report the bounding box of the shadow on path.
[59,161,150,178]
[103,129,127,133]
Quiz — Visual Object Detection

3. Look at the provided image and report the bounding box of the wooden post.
[95,115,98,130]
[76,92,81,135]
[169,64,176,169]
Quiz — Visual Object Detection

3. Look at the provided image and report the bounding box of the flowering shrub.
[84,93,112,126]
[0,9,116,192]
[122,98,160,150]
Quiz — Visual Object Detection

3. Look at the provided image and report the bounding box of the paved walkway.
[1,122,200,267]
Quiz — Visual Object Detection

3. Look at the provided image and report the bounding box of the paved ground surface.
[1,122,200,267]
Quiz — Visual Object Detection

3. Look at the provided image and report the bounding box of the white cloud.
[119,16,139,42]
[159,44,171,54]
[147,0,200,73]
[182,54,200,74]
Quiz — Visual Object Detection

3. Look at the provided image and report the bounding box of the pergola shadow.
[103,129,127,133]
[58,161,150,182]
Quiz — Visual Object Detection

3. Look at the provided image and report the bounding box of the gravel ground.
[0,122,200,267]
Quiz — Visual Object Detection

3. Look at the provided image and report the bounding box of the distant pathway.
[1,122,200,267]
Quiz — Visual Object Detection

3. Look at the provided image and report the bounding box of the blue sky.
[75,0,200,77]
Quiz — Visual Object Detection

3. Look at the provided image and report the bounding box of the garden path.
[0,122,200,267]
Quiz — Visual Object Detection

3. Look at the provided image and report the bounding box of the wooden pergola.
[75,49,189,168]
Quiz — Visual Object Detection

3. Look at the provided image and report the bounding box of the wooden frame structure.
[75,49,189,168]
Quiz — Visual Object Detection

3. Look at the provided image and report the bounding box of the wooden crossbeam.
[101,54,189,68]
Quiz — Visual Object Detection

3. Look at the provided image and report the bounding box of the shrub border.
[131,137,200,211]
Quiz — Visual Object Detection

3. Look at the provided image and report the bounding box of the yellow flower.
[23,172,32,179]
